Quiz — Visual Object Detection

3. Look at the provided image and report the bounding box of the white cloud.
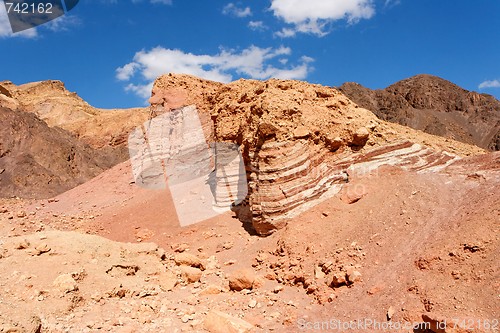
[479,79,500,89]
[222,3,252,18]
[384,0,401,7]
[116,63,140,81]
[117,45,314,99]
[0,5,37,38]
[270,0,375,37]
[248,20,267,31]
[45,14,81,32]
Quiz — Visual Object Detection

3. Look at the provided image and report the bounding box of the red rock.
[53,274,78,293]
[179,266,202,283]
[340,184,368,204]
[330,272,347,288]
[174,253,205,270]
[351,127,370,146]
[228,269,255,291]
[346,268,362,284]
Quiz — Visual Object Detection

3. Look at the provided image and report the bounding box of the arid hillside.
[0,74,498,333]
[0,106,119,199]
[0,80,149,159]
[339,74,500,151]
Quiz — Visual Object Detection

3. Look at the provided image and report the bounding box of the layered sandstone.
[149,74,484,235]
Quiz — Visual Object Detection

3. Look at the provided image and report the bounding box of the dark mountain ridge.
[339,74,500,151]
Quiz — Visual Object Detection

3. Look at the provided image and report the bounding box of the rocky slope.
[0,150,497,332]
[148,74,484,235]
[0,105,119,199]
[339,74,500,151]
[0,80,149,160]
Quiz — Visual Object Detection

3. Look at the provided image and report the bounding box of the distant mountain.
[0,80,149,161]
[339,74,500,151]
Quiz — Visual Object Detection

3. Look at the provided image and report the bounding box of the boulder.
[351,127,370,146]
[179,266,202,283]
[174,253,205,270]
[53,274,78,293]
[228,269,255,291]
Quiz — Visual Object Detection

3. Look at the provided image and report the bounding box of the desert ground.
[0,75,498,332]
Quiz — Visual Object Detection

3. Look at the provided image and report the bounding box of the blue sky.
[1,0,499,108]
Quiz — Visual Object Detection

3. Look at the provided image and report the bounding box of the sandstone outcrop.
[148,74,484,235]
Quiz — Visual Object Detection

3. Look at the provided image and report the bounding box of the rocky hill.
[0,105,119,199]
[339,74,500,151]
[0,80,149,160]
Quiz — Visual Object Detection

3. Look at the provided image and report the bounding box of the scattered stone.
[340,184,368,204]
[325,136,343,151]
[204,310,254,333]
[228,269,255,291]
[216,241,234,252]
[248,299,257,308]
[293,126,310,139]
[199,285,221,296]
[159,271,178,291]
[387,306,395,321]
[463,243,484,253]
[273,285,284,293]
[451,270,461,280]
[27,315,42,333]
[174,253,205,270]
[53,273,78,293]
[0,208,8,214]
[351,127,370,146]
[15,239,30,250]
[268,311,281,319]
[330,272,347,288]
[16,211,27,218]
[366,121,378,130]
[106,264,139,277]
[179,266,202,283]
[172,243,189,253]
[314,266,325,279]
[135,228,154,241]
[206,256,220,270]
[27,245,51,256]
[346,268,362,284]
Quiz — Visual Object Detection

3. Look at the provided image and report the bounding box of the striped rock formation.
[148,74,484,235]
